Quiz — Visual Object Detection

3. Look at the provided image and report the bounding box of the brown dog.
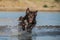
[18,8,38,32]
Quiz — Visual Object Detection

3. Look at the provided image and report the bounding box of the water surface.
[0,12,60,26]
[0,12,60,40]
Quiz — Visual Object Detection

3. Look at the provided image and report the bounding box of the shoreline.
[0,9,60,12]
[0,7,60,12]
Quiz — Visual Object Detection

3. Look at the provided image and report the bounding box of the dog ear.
[26,8,30,14]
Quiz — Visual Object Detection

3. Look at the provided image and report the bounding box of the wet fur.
[18,8,38,32]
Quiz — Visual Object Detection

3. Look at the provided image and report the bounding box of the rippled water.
[32,27,60,40]
[0,36,18,40]
[0,25,60,40]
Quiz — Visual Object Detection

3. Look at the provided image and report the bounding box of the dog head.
[26,8,38,23]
